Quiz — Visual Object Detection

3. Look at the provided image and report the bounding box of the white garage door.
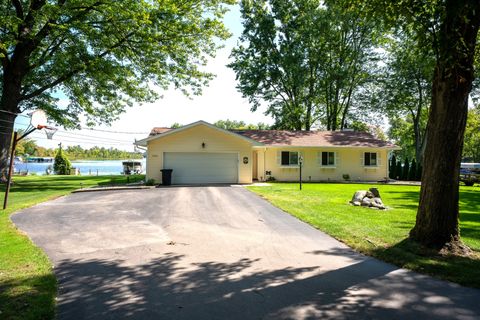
[163,152,238,184]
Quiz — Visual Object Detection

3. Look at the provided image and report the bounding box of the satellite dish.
[30,110,48,129]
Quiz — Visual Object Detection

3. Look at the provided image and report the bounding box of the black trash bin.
[160,169,173,185]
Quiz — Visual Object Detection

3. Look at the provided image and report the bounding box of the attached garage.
[164,152,238,184]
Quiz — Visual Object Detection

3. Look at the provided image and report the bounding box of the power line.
[52,132,134,144]
[79,127,149,135]
[29,134,135,147]
[55,129,135,143]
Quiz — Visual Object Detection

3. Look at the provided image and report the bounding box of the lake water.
[14,159,146,176]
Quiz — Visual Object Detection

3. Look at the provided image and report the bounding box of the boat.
[461,163,480,174]
[26,157,54,163]
[122,160,143,175]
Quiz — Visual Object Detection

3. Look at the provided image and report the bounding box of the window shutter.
[335,152,340,166]
[317,152,322,166]
[360,152,364,166]
[377,152,382,166]
[300,151,305,165]
[276,151,281,165]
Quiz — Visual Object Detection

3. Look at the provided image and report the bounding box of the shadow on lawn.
[372,238,480,288]
[52,251,480,320]
[0,273,56,320]
[0,175,145,193]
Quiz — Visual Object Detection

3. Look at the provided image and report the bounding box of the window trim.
[320,151,336,167]
[364,152,378,167]
[280,151,300,167]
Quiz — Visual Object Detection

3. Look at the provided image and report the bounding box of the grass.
[0,174,144,320]
[248,183,480,288]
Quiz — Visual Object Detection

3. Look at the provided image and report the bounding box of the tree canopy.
[229,0,379,130]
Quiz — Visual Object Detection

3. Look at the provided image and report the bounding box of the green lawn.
[248,183,480,287]
[0,175,144,320]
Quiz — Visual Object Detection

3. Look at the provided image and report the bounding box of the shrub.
[54,147,72,175]
[395,159,402,180]
[401,158,409,180]
[342,174,350,181]
[409,159,417,181]
[145,178,156,186]
[389,155,396,179]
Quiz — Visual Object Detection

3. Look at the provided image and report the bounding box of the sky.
[14,4,272,151]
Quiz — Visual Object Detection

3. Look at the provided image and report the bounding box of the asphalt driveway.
[12,186,480,319]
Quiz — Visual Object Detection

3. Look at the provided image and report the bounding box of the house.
[135,120,400,184]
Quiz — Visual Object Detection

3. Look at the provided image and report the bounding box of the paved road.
[12,186,480,319]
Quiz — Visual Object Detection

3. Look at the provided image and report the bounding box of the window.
[364,152,377,166]
[321,152,335,166]
[281,151,299,166]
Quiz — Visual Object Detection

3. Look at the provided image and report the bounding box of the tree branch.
[20,32,134,101]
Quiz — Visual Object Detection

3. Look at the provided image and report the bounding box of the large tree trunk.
[410,0,480,251]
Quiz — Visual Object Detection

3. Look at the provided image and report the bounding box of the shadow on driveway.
[57,250,478,320]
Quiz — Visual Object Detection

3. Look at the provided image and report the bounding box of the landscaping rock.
[361,197,371,206]
[369,187,380,198]
[350,189,387,210]
[351,190,367,203]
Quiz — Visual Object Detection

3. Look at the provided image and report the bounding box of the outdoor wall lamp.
[202,142,206,148]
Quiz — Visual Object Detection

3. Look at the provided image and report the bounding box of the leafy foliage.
[463,105,480,162]
[389,154,396,179]
[229,0,380,130]
[213,119,271,130]
[382,30,434,163]
[409,159,417,181]
[0,0,234,126]
[53,147,71,175]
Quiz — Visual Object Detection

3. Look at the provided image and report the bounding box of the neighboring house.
[135,120,400,184]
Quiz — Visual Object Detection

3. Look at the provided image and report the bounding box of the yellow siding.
[146,125,253,183]
[259,147,389,182]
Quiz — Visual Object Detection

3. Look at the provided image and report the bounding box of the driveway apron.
[12,186,480,320]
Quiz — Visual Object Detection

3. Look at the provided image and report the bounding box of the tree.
[343,0,480,252]
[170,123,183,129]
[409,158,417,181]
[409,1,480,251]
[389,154,397,179]
[53,146,71,175]
[463,105,480,162]
[402,158,410,181]
[382,31,434,164]
[213,119,271,130]
[0,0,234,174]
[229,0,379,130]
[395,158,403,180]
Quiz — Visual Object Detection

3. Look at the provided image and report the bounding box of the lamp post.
[299,155,303,190]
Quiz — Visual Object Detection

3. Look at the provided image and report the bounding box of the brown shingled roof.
[148,125,398,148]
[149,127,172,136]
[231,130,398,148]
